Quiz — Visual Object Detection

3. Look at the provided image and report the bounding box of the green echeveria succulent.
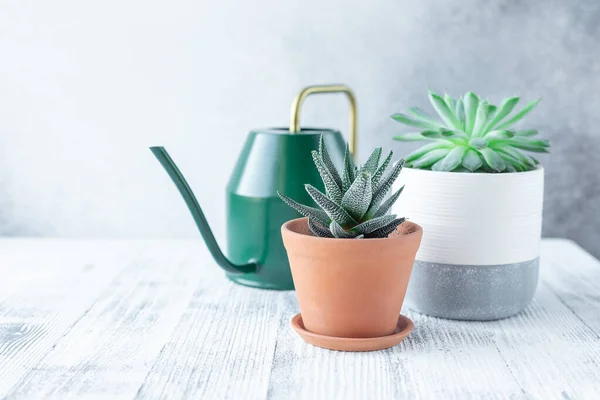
[392,90,550,173]
[278,135,406,239]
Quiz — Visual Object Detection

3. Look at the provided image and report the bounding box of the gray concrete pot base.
[405,258,539,321]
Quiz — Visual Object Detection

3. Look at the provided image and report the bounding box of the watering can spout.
[149,146,257,275]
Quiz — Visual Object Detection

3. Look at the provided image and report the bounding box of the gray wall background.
[0,0,599,257]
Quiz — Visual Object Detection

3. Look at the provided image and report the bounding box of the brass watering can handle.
[289,84,357,157]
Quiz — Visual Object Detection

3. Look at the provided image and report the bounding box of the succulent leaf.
[461,149,483,172]
[479,148,506,172]
[361,147,382,175]
[484,130,515,140]
[441,129,469,139]
[372,150,392,187]
[351,214,398,235]
[420,130,453,139]
[369,160,404,214]
[393,132,437,141]
[319,135,342,190]
[495,99,541,130]
[342,144,356,192]
[429,91,461,129]
[516,129,538,137]
[485,97,519,131]
[432,146,466,172]
[444,93,456,116]
[472,101,491,137]
[499,146,536,167]
[455,97,466,130]
[311,150,343,203]
[411,148,450,168]
[508,156,526,171]
[329,220,356,238]
[491,137,549,153]
[371,185,404,218]
[493,149,528,170]
[374,159,404,195]
[407,107,445,129]
[405,142,452,163]
[469,137,488,150]
[305,184,356,228]
[420,130,467,145]
[391,113,440,130]
[369,218,406,239]
[277,192,330,226]
[463,92,480,134]
[341,172,372,221]
[308,218,334,238]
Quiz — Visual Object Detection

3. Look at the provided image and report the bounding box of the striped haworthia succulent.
[392,90,550,173]
[278,135,406,239]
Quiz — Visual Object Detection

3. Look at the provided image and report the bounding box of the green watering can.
[150,84,357,290]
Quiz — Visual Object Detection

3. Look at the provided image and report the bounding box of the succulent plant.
[392,91,550,173]
[278,135,406,239]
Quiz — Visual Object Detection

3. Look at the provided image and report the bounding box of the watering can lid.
[250,127,340,135]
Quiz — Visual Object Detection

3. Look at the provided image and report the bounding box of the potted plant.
[391,90,550,320]
[278,136,422,351]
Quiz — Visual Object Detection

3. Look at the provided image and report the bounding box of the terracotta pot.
[281,217,423,338]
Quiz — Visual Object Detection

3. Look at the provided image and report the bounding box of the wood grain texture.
[0,240,137,397]
[7,241,201,399]
[0,238,598,399]
[541,239,600,333]
[136,270,284,399]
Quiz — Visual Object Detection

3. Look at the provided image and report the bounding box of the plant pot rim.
[402,165,544,177]
[282,217,423,244]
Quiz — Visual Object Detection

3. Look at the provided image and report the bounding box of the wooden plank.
[490,283,600,399]
[268,301,522,399]
[135,267,284,399]
[0,238,598,399]
[268,292,398,400]
[386,310,525,400]
[7,240,202,399]
[540,239,600,333]
[0,239,136,397]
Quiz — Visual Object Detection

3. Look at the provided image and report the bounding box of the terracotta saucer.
[290,313,414,352]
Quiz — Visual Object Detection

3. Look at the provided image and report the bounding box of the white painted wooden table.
[1,238,599,399]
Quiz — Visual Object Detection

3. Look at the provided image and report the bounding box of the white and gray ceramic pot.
[393,167,544,320]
